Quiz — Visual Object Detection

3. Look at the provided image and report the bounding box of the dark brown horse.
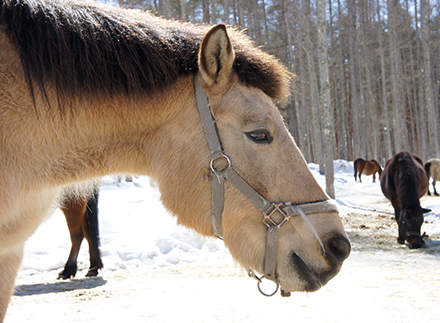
[354,158,382,182]
[380,151,431,249]
[58,187,102,279]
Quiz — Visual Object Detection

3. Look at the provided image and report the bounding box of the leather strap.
[194,78,223,160]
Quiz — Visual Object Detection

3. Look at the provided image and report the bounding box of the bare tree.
[388,0,409,152]
[421,0,439,155]
[347,0,363,159]
[317,0,335,197]
[376,0,392,160]
[303,0,324,169]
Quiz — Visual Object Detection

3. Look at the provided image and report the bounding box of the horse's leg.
[433,180,439,196]
[372,172,376,183]
[390,200,405,244]
[395,211,406,244]
[357,163,364,183]
[425,163,432,195]
[58,197,87,279]
[353,162,358,181]
[83,189,103,277]
[0,246,24,321]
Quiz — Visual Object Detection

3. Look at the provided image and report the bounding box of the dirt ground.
[6,208,440,323]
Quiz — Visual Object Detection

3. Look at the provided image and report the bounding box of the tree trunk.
[376,0,392,161]
[295,32,313,162]
[387,0,408,152]
[179,0,187,21]
[317,0,335,197]
[421,0,439,155]
[303,0,324,169]
[348,0,362,160]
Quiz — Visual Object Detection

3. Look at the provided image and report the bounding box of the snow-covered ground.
[6,160,440,322]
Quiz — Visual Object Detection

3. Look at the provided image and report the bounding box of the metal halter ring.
[249,270,279,297]
[210,154,231,174]
[257,277,279,297]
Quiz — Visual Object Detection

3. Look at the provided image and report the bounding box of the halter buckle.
[263,203,289,229]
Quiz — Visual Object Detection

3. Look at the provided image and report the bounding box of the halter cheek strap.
[194,77,339,295]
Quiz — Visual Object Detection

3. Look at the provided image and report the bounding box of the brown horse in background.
[354,158,382,182]
[380,151,431,249]
[58,187,102,279]
[424,158,440,196]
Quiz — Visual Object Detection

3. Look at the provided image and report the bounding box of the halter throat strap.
[194,77,339,292]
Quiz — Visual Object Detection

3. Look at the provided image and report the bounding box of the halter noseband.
[194,77,339,296]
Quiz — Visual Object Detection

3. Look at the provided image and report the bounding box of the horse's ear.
[422,208,431,214]
[198,24,234,92]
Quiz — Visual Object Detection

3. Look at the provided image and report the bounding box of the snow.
[20,176,231,274]
[7,160,440,322]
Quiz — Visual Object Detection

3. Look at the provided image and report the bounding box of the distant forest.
[112,0,440,166]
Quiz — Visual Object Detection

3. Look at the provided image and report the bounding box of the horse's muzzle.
[290,234,351,291]
[407,235,424,249]
[317,234,351,285]
[290,253,321,292]
[325,235,351,266]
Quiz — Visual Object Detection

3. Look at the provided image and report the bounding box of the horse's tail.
[375,160,383,176]
[424,162,432,180]
[84,188,103,268]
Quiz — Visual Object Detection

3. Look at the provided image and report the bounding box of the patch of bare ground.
[344,210,440,254]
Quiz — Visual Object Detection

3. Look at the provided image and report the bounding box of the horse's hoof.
[57,272,75,280]
[86,269,99,277]
[435,193,439,196]
[397,238,405,244]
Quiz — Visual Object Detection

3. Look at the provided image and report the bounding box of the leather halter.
[194,77,339,296]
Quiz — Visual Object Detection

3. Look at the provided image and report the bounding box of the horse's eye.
[246,130,273,144]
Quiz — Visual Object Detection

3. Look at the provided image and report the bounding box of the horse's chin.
[278,253,322,293]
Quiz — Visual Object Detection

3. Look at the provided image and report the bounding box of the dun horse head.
[155,25,351,293]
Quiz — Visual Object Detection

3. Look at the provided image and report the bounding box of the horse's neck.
[55,81,194,185]
[397,176,420,207]
[1,65,194,188]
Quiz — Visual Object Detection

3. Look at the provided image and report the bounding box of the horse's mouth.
[289,253,321,292]
[407,237,425,249]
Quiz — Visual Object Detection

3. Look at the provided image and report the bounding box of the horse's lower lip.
[290,253,321,291]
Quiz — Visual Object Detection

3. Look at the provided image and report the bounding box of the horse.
[58,186,102,279]
[380,151,431,249]
[424,158,440,196]
[0,0,350,319]
[353,158,382,182]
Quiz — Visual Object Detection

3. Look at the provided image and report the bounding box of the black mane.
[0,0,290,107]
[394,153,421,207]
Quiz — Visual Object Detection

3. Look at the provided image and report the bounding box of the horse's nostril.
[326,236,351,263]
